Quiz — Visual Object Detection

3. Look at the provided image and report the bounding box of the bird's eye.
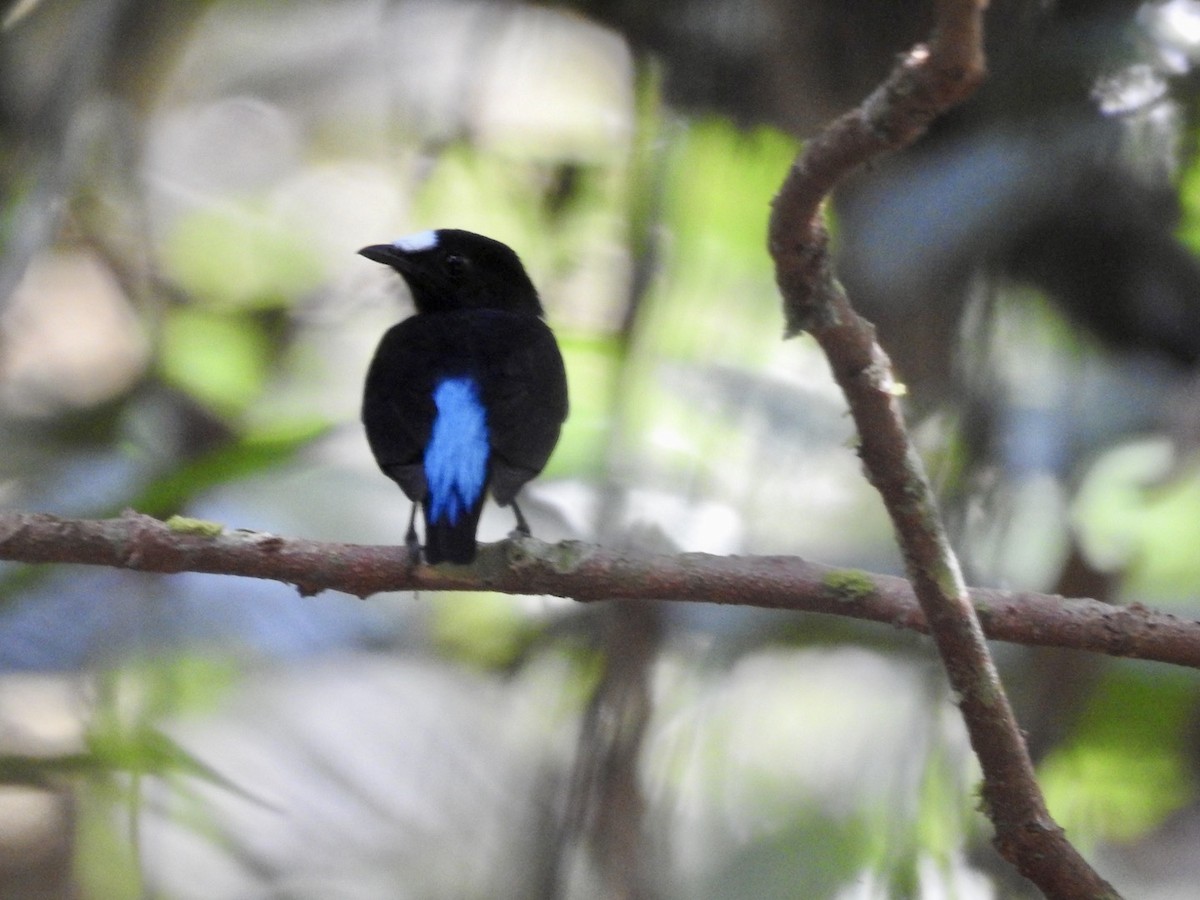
[444,254,468,278]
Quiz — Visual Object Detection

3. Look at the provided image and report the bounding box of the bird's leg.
[509,499,532,537]
[406,503,421,558]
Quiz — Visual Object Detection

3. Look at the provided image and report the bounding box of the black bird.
[359,229,569,564]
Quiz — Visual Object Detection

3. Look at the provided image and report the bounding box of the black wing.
[361,317,442,501]
[479,315,569,505]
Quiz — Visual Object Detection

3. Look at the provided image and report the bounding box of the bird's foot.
[509,499,532,538]
[405,527,423,564]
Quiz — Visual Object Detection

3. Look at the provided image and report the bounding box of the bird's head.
[358,229,544,316]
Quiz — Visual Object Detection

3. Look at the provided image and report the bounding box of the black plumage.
[360,229,569,564]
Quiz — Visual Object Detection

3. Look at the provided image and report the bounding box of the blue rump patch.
[425,376,490,525]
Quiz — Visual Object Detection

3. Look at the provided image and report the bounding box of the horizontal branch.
[1,511,1196,669]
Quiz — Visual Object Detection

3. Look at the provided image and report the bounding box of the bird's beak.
[358,244,409,267]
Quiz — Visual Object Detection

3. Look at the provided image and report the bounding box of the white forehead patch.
[392,230,439,253]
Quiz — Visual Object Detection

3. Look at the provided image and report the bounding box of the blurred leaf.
[431,592,538,669]
[638,119,797,366]
[1039,666,1197,846]
[131,416,329,517]
[78,788,142,900]
[163,205,322,311]
[545,332,620,479]
[159,308,270,418]
[123,653,242,720]
[412,142,630,297]
[0,751,94,782]
[665,119,797,273]
[411,146,547,259]
[914,745,974,862]
[701,813,872,900]
[70,655,252,897]
[87,724,187,774]
[1177,146,1200,256]
[1073,439,1200,599]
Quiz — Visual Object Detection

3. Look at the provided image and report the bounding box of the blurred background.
[2,0,1200,896]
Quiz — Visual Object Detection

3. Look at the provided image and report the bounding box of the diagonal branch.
[767,1,1121,897]
[0,511,1197,671]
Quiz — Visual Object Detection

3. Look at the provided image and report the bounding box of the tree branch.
[767,1,1121,897]
[0,511,1197,673]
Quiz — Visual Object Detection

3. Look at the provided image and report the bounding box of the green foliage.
[701,813,873,900]
[61,657,242,897]
[1039,666,1197,846]
[77,791,143,900]
[412,147,544,251]
[159,307,271,418]
[1176,149,1200,255]
[910,744,979,884]
[1073,440,1200,599]
[431,592,538,669]
[163,205,323,311]
[666,119,797,272]
[545,333,621,479]
[131,417,328,517]
[642,118,798,364]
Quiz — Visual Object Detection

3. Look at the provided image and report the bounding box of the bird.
[359,229,569,564]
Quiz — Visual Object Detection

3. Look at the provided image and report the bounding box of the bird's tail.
[422,494,486,564]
